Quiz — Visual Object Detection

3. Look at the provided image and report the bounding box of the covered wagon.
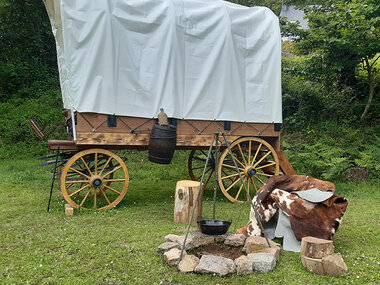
[43,0,295,210]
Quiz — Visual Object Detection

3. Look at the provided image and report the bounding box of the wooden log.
[174,180,204,224]
[278,149,296,175]
[300,236,334,259]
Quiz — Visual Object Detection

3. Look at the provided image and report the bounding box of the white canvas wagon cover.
[44,0,282,123]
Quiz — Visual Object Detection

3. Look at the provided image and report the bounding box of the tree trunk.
[360,58,375,121]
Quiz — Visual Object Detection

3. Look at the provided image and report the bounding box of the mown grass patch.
[0,151,379,284]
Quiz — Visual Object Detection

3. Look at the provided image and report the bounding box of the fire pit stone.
[224,234,246,247]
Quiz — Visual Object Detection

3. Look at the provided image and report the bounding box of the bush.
[0,80,65,159]
[0,62,57,100]
[282,123,380,181]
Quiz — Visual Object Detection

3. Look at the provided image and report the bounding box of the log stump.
[300,236,334,259]
[174,180,203,224]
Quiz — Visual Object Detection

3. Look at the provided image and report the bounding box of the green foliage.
[282,124,380,181]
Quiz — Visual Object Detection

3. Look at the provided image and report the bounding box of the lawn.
[0,150,379,284]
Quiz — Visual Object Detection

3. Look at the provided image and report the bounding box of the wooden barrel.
[148,124,177,164]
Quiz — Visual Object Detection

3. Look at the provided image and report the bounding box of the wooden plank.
[48,140,78,150]
[75,133,243,148]
[277,149,296,175]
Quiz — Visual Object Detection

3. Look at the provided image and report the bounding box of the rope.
[130,118,155,134]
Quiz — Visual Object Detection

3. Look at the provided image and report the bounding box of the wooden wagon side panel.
[74,113,281,149]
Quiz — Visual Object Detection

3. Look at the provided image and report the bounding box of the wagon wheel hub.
[245,167,257,177]
[90,176,103,188]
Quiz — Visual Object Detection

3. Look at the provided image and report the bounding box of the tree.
[0,0,56,66]
[0,0,57,97]
[291,0,380,120]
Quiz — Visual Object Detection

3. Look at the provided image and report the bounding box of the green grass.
[0,151,379,284]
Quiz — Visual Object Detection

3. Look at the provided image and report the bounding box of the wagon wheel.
[217,137,279,203]
[59,160,115,197]
[188,150,216,189]
[60,149,129,210]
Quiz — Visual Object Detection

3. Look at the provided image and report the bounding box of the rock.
[214,233,233,243]
[177,255,200,273]
[195,255,236,276]
[248,253,276,273]
[164,234,182,243]
[164,248,186,266]
[234,255,253,276]
[300,236,334,259]
[261,247,281,261]
[224,234,246,247]
[156,242,181,255]
[300,255,324,275]
[322,253,348,277]
[244,236,280,253]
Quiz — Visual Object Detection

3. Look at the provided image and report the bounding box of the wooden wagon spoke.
[80,156,93,176]
[94,189,97,208]
[99,157,112,176]
[256,172,273,177]
[100,189,111,205]
[255,162,276,170]
[221,169,235,182]
[80,187,93,207]
[254,175,265,185]
[225,176,242,192]
[248,140,252,165]
[203,169,214,188]
[65,179,89,184]
[250,177,258,193]
[221,172,239,180]
[229,153,245,168]
[237,144,248,165]
[103,178,126,182]
[195,167,212,181]
[234,178,247,200]
[193,156,207,162]
[251,142,262,167]
[94,152,98,174]
[66,182,75,190]
[69,167,90,179]
[103,184,121,195]
[191,165,204,171]
[68,184,89,197]
[101,165,122,179]
[252,151,272,169]
[221,163,243,171]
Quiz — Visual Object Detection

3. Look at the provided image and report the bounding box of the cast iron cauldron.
[197,220,231,235]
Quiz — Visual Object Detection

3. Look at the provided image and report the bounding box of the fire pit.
[157,231,281,276]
